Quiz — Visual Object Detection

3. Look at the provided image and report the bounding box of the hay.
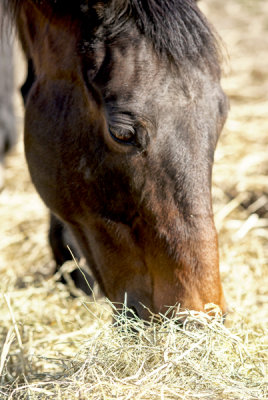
[0,0,267,398]
[0,293,266,399]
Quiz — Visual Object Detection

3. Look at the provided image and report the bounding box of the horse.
[4,0,228,320]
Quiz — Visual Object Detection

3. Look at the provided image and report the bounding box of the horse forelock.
[93,0,221,75]
[4,0,221,75]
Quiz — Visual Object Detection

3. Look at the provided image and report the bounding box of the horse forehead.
[102,43,191,115]
[104,41,160,91]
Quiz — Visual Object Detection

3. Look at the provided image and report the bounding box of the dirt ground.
[0,0,267,398]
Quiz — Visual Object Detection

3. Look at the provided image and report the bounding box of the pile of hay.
[0,293,266,399]
[0,0,267,398]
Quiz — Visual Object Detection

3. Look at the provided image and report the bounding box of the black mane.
[4,0,220,73]
[102,0,220,73]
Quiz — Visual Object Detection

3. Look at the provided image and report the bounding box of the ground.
[0,0,267,399]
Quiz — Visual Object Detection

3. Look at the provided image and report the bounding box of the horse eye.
[109,126,136,145]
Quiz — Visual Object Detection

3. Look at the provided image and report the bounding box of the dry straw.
[0,0,267,398]
[0,286,267,399]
